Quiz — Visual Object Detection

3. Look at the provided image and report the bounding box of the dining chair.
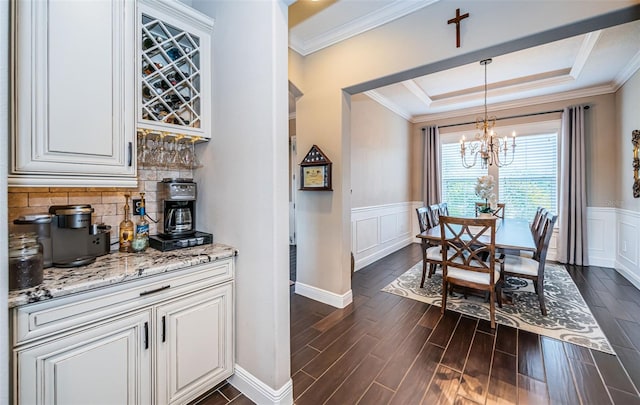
[439,215,502,329]
[475,202,506,219]
[499,212,558,315]
[427,202,449,228]
[416,207,430,233]
[416,207,444,285]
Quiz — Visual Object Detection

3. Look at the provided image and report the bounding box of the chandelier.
[460,58,516,168]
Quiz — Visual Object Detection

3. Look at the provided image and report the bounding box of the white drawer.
[12,258,234,346]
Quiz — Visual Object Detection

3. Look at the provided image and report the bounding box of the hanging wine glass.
[167,135,182,169]
[138,129,150,167]
[188,136,202,169]
[145,131,158,167]
[177,137,189,169]
[156,131,169,168]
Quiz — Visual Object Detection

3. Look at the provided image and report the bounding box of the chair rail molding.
[351,201,421,271]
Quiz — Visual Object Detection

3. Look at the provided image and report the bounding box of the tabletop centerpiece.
[475,175,497,218]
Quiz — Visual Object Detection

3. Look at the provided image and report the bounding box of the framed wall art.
[633,129,639,198]
[300,145,332,191]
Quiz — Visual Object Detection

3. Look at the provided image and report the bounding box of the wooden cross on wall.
[447,8,469,48]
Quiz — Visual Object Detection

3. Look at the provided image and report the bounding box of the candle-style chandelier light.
[460,58,516,168]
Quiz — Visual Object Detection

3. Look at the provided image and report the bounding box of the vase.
[479,213,493,219]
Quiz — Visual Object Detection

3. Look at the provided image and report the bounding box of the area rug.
[382,261,614,354]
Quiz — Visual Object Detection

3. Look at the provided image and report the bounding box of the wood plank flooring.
[290,243,640,404]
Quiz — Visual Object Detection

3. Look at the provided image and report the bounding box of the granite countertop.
[8,243,238,309]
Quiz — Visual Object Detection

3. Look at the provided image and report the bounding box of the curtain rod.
[424,106,589,130]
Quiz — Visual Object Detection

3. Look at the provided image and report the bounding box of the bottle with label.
[133,192,150,252]
[119,194,134,252]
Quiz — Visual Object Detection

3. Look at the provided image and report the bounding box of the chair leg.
[441,280,448,314]
[427,263,435,279]
[537,279,547,316]
[489,289,496,329]
[420,245,428,288]
[496,280,503,308]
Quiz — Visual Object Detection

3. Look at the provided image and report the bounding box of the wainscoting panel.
[587,207,617,268]
[352,202,418,271]
[615,209,640,290]
[354,217,378,254]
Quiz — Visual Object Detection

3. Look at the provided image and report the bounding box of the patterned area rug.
[382,261,614,354]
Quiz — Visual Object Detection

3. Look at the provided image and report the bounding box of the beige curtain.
[422,126,441,205]
[557,105,588,265]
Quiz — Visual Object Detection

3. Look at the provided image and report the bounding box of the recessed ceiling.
[288,1,640,122]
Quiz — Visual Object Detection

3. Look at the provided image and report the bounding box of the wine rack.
[137,0,213,139]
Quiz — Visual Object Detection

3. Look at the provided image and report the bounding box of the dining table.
[416,217,536,252]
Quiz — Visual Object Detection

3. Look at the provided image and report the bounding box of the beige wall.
[411,93,619,207]
[192,0,292,394]
[350,94,412,208]
[617,68,640,211]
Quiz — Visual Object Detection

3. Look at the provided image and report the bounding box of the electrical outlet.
[132,199,142,215]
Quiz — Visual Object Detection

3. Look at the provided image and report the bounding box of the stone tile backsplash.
[8,167,193,243]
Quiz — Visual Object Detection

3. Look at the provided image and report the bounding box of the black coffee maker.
[158,178,196,237]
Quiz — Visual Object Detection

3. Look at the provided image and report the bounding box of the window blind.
[441,142,487,217]
[499,132,558,220]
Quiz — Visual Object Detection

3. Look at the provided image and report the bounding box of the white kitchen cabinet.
[137,0,213,139]
[16,310,152,405]
[10,0,137,187]
[156,283,234,405]
[11,259,235,405]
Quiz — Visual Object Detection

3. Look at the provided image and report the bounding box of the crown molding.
[289,0,438,56]
[614,49,640,89]
[411,84,617,123]
[363,90,412,121]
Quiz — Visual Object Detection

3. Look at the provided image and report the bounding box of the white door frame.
[289,135,297,245]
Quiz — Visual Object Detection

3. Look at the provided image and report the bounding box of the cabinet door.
[15,311,152,405]
[11,0,136,187]
[156,283,234,405]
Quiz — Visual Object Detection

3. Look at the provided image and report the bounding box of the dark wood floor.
[290,243,640,404]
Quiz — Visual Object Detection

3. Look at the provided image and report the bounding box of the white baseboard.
[588,257,617,268]
[294,281,353,308]
[616,260,640,291]
[228,365,293,405]
[354,236,414,271]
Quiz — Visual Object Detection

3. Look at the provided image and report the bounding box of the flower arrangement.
[475,175,497,214]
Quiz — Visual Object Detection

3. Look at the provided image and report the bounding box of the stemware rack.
[140,13,201,130]
[137,129,203,170]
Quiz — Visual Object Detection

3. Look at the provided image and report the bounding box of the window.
[439,121,559,221]
[498,132,558,220]
[441,142,486,217]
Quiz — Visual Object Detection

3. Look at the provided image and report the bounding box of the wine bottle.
[142,37,154,50]
[153,81,170,94]
[167,48,181,61]
[142,64,154,76]
[119,194,134,253]
[142,87,153,100]
[133,193,149,252]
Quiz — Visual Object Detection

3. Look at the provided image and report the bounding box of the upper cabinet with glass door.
[137,0,213,139]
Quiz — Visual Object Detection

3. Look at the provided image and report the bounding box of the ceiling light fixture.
[460,58,516,168]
